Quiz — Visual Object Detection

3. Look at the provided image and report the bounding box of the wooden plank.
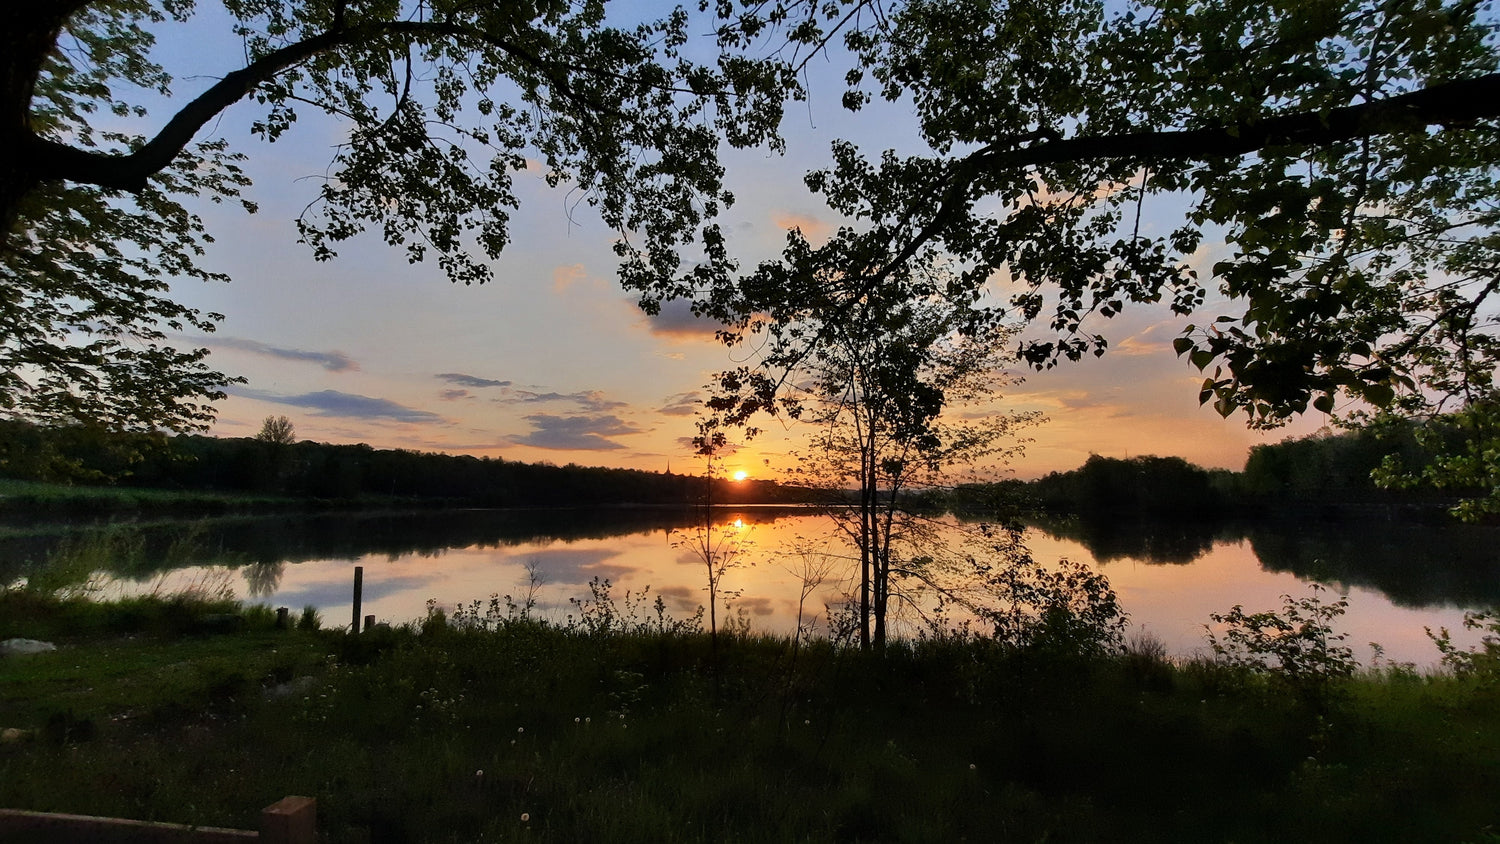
[0,808,258,843]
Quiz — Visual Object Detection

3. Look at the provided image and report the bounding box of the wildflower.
[521,813,530,822]
[969,763,976,771]
[517,726,524,734]
[574,717,580,723]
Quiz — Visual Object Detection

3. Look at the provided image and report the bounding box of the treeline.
[0,421,812,508]
[950,422,1470,521]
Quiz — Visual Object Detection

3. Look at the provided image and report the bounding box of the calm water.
[6,506,1497,666]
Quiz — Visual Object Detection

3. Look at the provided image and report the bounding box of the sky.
[139,3,1325,482]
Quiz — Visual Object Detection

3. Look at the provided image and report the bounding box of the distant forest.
[0,421,813,508]
[0,419,1480,518]
[948,422,1476,521]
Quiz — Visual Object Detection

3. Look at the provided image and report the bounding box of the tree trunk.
[0,2,82,242]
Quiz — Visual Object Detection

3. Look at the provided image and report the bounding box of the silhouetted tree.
[255,416,296,446]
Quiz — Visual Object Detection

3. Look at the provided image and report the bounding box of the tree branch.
[972,72,1500,172]
[23,16,623,192]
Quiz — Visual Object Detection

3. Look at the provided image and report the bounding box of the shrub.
[1205,584,1356,697]
[1427,611,1500,679]
[967,527,1128,660]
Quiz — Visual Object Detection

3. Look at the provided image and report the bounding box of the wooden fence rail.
[0,795,315,844]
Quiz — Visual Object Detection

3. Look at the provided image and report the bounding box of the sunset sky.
[148,5,1325,482]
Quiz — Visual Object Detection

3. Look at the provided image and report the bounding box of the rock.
[1,727,31,744]
[264,675,320,699]
[0,638,57,656]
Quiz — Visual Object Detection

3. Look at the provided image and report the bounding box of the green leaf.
[1362,383,1395,408]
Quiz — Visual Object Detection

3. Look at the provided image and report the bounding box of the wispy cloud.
[230,386,443,423]
[641,298,726,340]
[438,373,623,412]
[552,263,588,292]
[674,436,743,455]
[438,373,513,389]
[500,389,627,412]
[658,391,701,417]
[512,414,643,451]
[523,547,635,584]
[199,336,359,372]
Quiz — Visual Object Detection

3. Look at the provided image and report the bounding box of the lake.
[5,506,1497,666]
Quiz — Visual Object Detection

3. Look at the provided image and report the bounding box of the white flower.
[521,813,530,822]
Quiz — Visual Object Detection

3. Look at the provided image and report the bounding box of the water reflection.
[0,506,806,586]
[1021,514,1230,565]
[1023,513,1500,609]
[7,505,1498,665]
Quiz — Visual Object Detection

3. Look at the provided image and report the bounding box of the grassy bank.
[2,592,1499,842]
[0,478,452,520]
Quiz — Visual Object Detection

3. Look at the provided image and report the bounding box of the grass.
[2,592,1499,842]
[0,478,300,518]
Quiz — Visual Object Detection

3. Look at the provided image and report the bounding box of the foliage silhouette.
[2,0,804,430]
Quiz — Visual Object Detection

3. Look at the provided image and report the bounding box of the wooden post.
[276,607,289,629]
[364,614,375,631]
[352,566,364,634]
[260,796,316,844]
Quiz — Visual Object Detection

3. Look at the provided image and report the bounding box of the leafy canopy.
[2,0,808,431]
[688,0,1500,516]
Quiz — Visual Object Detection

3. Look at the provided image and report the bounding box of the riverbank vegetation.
[3,587,1499,842]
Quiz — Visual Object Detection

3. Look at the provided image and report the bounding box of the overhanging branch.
[973,72,1500,171]
[24,16,616,193]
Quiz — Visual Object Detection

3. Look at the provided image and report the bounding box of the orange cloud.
[772,212,831,245]
[552,263,588,292]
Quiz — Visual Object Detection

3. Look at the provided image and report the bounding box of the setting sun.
[732,470,749,482]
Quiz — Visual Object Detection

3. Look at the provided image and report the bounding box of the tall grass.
[3,586,1500,842]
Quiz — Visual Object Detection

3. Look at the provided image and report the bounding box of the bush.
[1427,610,1500,679]
[967,526,1128,660]
[1206,584,1356,697]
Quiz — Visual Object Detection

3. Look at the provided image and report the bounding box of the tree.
[2,0,803,432]
[681,415,750,651]
[686,0,1500,518]
[711,239,1040,648]
[255,414,295,445]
